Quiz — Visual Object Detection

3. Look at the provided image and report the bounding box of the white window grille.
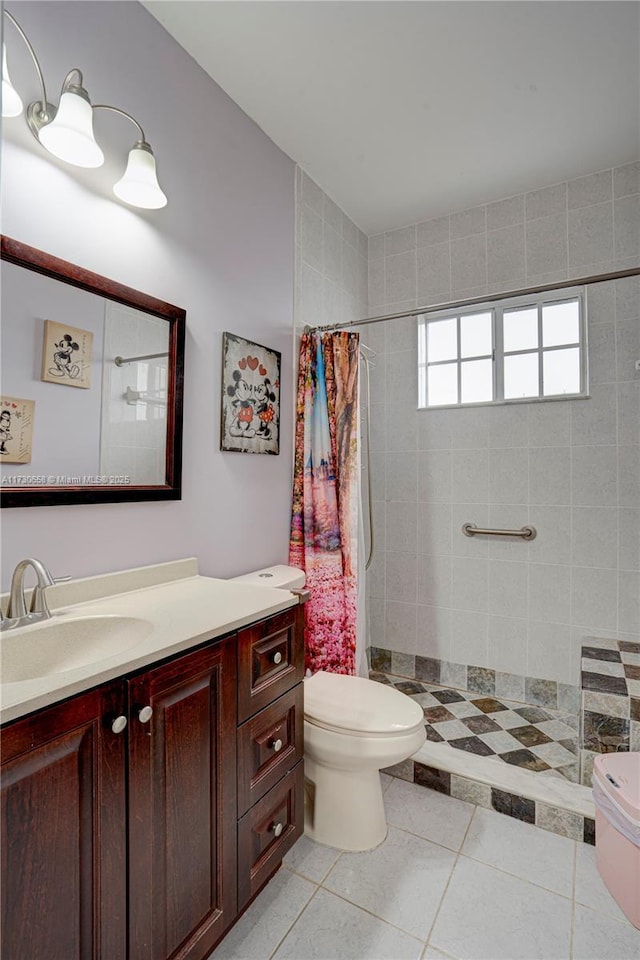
[418,287,587,408]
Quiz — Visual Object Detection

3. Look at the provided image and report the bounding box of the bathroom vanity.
[0,561,305,960]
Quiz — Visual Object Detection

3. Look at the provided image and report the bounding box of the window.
[418,288,587,408]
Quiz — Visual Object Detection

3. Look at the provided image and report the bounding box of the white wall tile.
[572,445,618,506]
[618,508,640,571]
[528,563,571,623]
[567,170,612,209]
[488,560,528,618]
[301,205,324,271]
[386,501,418,553]
[618,444,640,507]
[614,195,640,262]
[526,213,568,276]
[417,215,450,247]
[613,161,640,199]
[385,601,417,654]
[527,506,571,564]
[487,195,524,231]
[571,507,618,569]
[323,193,343,234]
[618,570,640,634]
[529,447,571,505]
[616,324,640,385]
[417,242,451,303]
[451,556,488,613]
[386,401,418,452]
[368,233,384,261]
[386,451,417,501]
[488,615,528,675]
[386,552,417,603]
[385,251,417,303]
[487,504,532,561]
[568,203,614,270]
[386,350,417,404]
[368,258,385,305]
[487,224,525,286]
[417,555,452,607]
[570,386,617,446]
[385,225,416,257]
[571,567,618,630]
[527,621,572,684]
[586,280,615,324]
[452,450,489,503]
[416,604,452,660]
[449,406,489,449]
[323,221,342,284]
[418,449,452,502]
[418,501,453,556]
[451,609,488,665]
[417,409,453,450]
[528,401,571,447]
[489,448,529,505]
[301,171,324,215]
[587,323,617,383]
[488,404,529,448]
[450,205,486,239]
[526,182,567,220]
[451,234,487,292]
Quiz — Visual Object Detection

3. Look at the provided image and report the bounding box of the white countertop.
[0,560,299,725]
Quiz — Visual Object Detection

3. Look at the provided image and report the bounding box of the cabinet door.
[1,682,127,960]
[128,637,237,960]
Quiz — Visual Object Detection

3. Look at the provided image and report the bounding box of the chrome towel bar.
[462,523,537,541]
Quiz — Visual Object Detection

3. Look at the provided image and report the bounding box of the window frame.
[417,286,588,409]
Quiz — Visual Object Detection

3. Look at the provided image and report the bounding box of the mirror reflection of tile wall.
[100,303,169,485]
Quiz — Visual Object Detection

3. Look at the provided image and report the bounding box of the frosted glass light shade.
[113,143,167,209]
[39,90,104,167]
[2,44,23,118]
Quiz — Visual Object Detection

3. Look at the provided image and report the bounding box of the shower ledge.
[412,740,595,820]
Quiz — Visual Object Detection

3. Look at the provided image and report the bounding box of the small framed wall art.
[0,396,35,464]
[41,319,93,389]
[221,333,281,455]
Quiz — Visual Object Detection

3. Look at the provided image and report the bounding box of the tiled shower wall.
[364,162,640,689]
[294,168,369,335]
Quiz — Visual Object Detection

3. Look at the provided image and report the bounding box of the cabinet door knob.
[272,651,283,665]
[270,738,283,753]
[138,705,153,724]
[270,821,284,838]
[111,715,128,734]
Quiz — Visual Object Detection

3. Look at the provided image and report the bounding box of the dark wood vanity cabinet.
[1,601,305,960]
[0,681,128,960]
[128,637,237,960]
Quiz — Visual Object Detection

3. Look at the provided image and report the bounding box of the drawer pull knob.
[271,821,284,838]
[138,706,153,724]
[111,715,128,734]
[272,651,283,665]
[271,738,283,753]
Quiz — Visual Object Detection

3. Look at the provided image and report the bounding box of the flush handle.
[138,705,153,724]
[272,651,283,665]
[111,715,128,735]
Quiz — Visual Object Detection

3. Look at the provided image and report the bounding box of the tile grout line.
[421,802,478,953]
[266,880,323,960]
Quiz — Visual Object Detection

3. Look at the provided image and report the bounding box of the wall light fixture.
[2,8,168,209]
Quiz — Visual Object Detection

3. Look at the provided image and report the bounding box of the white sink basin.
[1,615,154,684]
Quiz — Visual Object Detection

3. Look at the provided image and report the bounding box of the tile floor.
[378,676,580,783]
[209,776,639,960]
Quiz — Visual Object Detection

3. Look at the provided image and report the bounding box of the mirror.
[0,236,185,507]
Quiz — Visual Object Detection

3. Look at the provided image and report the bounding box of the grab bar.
[462,523,536,541]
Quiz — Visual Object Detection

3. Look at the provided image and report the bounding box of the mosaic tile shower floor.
[373,674,580,783]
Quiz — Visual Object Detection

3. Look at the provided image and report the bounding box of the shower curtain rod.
[304,265,640,334]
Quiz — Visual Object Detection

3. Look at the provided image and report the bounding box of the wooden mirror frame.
[1,236,185,508]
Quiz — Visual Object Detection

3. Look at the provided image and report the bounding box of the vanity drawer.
[237,607,304,723]
[237,684,303,816]
[237,761,304,910]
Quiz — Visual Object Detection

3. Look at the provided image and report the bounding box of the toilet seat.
[304,671,424,737]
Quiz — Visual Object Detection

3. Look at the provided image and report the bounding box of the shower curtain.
[289,331,359,674]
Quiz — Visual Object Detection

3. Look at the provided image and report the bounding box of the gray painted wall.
[1,1,295,588]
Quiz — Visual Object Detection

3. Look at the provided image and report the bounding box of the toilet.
[230,565,426,852]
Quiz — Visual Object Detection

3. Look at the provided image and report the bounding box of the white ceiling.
[143,1,640,235]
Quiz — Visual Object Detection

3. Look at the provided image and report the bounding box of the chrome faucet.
[1,558,69,631]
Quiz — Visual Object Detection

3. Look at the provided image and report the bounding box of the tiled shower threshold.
[374,675,596,843]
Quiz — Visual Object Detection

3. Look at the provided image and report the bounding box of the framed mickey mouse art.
[220,332,281,455]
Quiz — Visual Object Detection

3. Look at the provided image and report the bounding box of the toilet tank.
[230,564,306,591]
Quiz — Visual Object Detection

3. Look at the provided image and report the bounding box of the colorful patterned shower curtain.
[289,331,360,674]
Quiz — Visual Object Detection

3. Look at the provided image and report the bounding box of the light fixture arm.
[93,104,147,144]
[3,8,51,121]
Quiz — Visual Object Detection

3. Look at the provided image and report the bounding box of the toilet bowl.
[304,671,426,851]
[229,565,426,852]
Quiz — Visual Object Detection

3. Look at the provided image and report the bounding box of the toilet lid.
[304,672,424,735]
